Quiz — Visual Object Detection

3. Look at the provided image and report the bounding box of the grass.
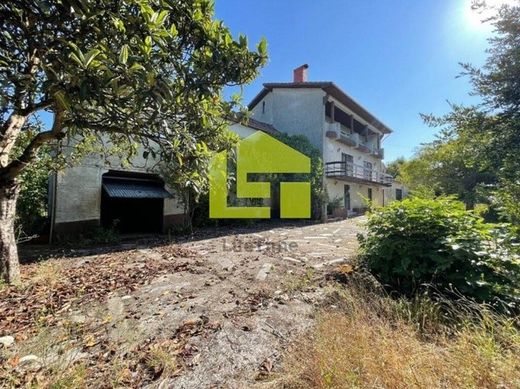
[283,267,316,293]
[278,279,520,389]
[143,340,183,379]
[31,260,61,287]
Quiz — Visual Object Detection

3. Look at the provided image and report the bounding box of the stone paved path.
[183,216,365,273]
[7,217,366,389]
[154,217,366,388]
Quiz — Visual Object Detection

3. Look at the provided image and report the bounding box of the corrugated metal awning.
[102,181,173,199]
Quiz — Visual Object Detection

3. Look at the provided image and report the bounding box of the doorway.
[344,185,351,211]
[100,171,171,233]
[341,153,353,176]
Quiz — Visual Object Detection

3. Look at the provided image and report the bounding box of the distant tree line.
[388,4,520,225]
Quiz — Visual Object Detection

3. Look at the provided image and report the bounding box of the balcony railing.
[372,148,384,159]
[326,123,384,157]
[356,141,372,154]
[326,123,359,147]
[325,161,393,186]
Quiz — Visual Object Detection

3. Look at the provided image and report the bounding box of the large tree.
[398,121,495,209]
[0,0,267,284]
[399,3,520,221]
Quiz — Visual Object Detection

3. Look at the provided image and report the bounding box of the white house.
[47,118,279,237]
[49,65,406,237]
[248,64,403,215]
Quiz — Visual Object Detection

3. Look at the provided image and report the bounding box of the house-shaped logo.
[209,131,311,218]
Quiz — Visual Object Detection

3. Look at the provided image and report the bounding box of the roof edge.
[247,82,393,134]
[227,114,280,136]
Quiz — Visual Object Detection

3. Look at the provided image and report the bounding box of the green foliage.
[406,4,520,223]
[0,0,267,282]
[273,133,326,220]
[1,0,267,182]
[384,157,406,179]
[358,196,520,313]
[16,161,49,238]
[11,126,52,239]
[398,134,495,209]
[68,226,120,246]
[327,196,343,215]
[85,227,120,245]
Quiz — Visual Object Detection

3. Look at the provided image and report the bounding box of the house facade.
[49,65,405,237]
[48,119,278,238]
[248,64,403,215]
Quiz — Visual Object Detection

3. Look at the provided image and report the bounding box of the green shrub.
[63,226,120,246]
[327,196,343,215]
[358,196,520,313]
[272,133,326,220]
[16,155,50,238]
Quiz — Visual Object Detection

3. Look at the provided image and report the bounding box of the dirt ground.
[0,217,366,388]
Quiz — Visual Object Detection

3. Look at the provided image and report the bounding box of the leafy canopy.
[0,0,267,184]
[358,195,520,313]
[397,4,520,223]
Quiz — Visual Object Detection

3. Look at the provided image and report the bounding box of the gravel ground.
[1,217,366,388]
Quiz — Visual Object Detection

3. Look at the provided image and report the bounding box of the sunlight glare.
[464,0,517,30]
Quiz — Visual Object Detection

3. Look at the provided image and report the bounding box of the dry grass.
[30,260,62,287]
[279,282,520,389]
[283,267,316,293]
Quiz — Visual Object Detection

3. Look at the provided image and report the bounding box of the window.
[363,161,373,181]
[396,188,403,201]
[262,101,266,114]
[341,153,353,176]
[368,187,373,201]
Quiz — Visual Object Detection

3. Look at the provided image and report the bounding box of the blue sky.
[215,0,501,161]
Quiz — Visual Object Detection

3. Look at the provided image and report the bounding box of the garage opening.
[100,171,172,234]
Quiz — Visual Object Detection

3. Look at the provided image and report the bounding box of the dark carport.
[100,171,172,233]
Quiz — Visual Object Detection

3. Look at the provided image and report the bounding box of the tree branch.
[20,99,52,116]
[2,111,64,180]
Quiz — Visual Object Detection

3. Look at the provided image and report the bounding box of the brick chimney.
[293,64,309,83]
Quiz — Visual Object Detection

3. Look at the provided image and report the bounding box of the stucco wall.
[228,122,257,139]
[251,87,392,212]
[326,178,385,210]
[54,142,184,228]
[387,181,408,203]
[251,88,326,151]
[323,137,383,171]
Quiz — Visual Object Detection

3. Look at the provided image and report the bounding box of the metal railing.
[325,161,393,186]
[326,123,385,156]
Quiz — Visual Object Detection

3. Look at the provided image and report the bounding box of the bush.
[60,226,120,246]
[358,196,520,313]
[327,196,343,215]
[273,133,326,220]
[16,168,49,242]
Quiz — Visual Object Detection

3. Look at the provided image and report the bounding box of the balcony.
[326,123,385,159]
[356,141,372,153]
[325,161,393,186]
[325,123,358,147]
[372,148,384,159]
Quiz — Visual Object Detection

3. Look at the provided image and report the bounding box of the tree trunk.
[0,113,26,168]
[0,182,21,285]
